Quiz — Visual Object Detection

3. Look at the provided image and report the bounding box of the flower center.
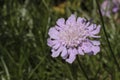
[59,25,87,47]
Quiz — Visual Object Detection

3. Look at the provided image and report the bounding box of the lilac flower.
[47,14,101,64]
[112,0,120,12]
[101,0,120,17]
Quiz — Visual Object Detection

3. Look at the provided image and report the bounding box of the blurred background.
[0,0,120,80]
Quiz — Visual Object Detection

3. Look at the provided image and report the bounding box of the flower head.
[47,14,101,63]
[101,0,120,17]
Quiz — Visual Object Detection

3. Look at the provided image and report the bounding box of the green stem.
[95,0,120,70]
[77,56,89,80]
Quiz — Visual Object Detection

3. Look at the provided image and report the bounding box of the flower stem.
[95,0,120,70]
[77,56,89,80]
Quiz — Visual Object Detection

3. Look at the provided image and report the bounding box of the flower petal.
[78,47,84,55]
[53,42,61,49]
[91,25,101,35]
[84,22,91,28]
[47,38,58,47]
[48,27,59,39]
[112,6,119,13]
[55,25,62,31]
[77,17,86,24]
[61,47,68,59]
[81,41,92,53]
[66,54,76,64]
[87,24,94,31]
[51,46,63,57]
[91,40,100,46]
[66,51,76,64]
[56,18,65,27]
[66,14,76,26]
[66,48,76,63]
[90,35,101,38]
[92,46,100,55]
[72,48,78,55]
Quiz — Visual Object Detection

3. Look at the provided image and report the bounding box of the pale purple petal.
[61,47,67,58]
[47,38,58,47]
[91,25,101,35]
[91,40,100,46]
[55,25,62,31]
[47,38,53,47]
[66,14,76,26]
[66,48,76,64]
[48,27,59,39]
[78,47,84,55]
[88,25,101,38]
[85,22,90,28]
[53,42,61,49]
[92,46,100,55]
[101,0,111,17]
[66,54,76,64]
[51,46,63,57]
[56,18,65,27]
[112,0,120,13]
[73,48,78,54]
[90,35,101,38]
[87,24,95,31]
[112,6,119,12]
[77,17,86,24]
[81,42,92,53]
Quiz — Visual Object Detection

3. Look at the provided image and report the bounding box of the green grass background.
[0,0,120,80]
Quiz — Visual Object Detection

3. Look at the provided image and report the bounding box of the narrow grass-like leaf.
[95,0,120,70]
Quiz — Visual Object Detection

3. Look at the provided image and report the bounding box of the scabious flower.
[47,14,101,63]
[101,0,120,17]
